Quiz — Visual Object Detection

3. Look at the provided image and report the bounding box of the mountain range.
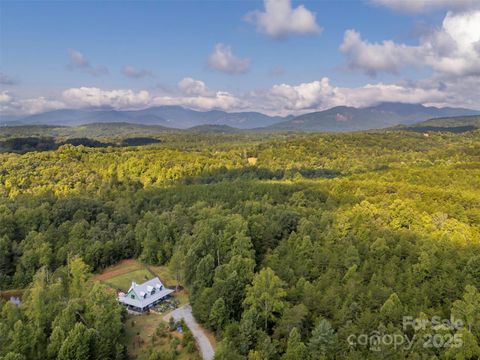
[5,106,287,129]
[2,103,479,132]
[265,103,479,132]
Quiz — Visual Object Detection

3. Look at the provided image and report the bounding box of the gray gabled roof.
[118,276,174,309]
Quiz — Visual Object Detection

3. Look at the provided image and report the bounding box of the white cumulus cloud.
[269,78,341,111]
[427,11,480,76]
[207,43,251,74]
[0,91,13,104]
[166,77,243,110]
[62,87,151,109]
[61,82,244,112]
[263,75,480,114]
[370,0,480,13]
[340,10,480,77]
[0,91,65,115]
[2,74,480,117]
[340,30,422,76]
[152,91,242,111]
[245,0,322,38]
[177,77,213,96]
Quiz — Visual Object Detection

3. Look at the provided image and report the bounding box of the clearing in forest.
[93,259,189,304]
[93,259,156,292]
[94,259,200,359]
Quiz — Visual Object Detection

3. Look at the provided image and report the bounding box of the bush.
[168,317,176,331]
[156,322,167,337]
[185,341,197,354]
[170,338,180,354]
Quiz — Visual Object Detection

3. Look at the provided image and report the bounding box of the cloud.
[0,77,247,116]
[62,87,151,109]
[0,91,65,115]
[340,10,480,77]
[264,75,480,114]
[177,77,213,96]
[340,30,423,76]
[68,48,89,67]
[61,82,243,112]
[0,73,16,85]
[207,43,251,74]
[158,77,243,110]
[0,91,13,103]
[122,65,152,79]
[269,78,339,111]
[428,11,480,76]
[245,0,322,38]
[370,0,480,13]
[67,48,108,76]
[152,92,242,111]
[2,73,479,117]
[151,77,246,110]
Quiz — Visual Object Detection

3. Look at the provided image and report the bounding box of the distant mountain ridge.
[10,106,287,129]
[410,115,480,128]
[399,115,480,133]
[266,103,480,132]
[3,103,479,132]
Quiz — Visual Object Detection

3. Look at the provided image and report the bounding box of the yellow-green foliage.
[0,130,479,359]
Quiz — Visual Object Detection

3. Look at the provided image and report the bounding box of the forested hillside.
[0,130,479,359]
[405,115,480,133]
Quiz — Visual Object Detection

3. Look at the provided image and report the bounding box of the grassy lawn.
[94,259,189,305]
[94,259,204,359]
[148,264,189,306]
[124,313,201,360]
[147,264,175,287]
[104,268,155,292]
[94,259,157,292]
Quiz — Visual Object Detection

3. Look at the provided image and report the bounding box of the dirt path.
[164,305,215,360]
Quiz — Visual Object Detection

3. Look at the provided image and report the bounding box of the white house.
[118,277,174,312]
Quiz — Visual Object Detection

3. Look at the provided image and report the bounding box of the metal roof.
[118,276,174,309]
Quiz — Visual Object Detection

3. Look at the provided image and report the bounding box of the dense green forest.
[412,115,480,129]
[0,129,479,359]
[398,115,480,134]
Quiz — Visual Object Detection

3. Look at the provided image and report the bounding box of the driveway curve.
[164,305,215,360]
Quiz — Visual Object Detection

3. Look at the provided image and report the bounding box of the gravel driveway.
[164,305,215,360]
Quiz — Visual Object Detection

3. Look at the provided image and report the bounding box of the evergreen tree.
[244,267,286,331]
[281,328,308,360]
[308,318,336,359]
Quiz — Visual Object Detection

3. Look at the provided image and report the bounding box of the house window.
[130,294,135,299]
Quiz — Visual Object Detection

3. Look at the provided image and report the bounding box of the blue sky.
[1,0,479,115]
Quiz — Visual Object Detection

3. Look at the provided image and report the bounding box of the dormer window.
[118,277,174,313]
